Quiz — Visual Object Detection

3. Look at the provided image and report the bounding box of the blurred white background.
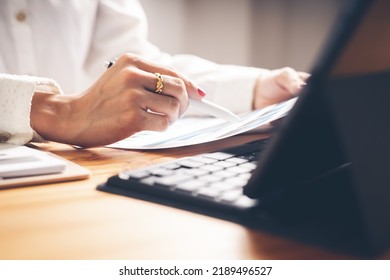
[140,0,347,72]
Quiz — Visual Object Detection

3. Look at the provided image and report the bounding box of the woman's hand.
[30,53,203,148]
[253,67,310,109]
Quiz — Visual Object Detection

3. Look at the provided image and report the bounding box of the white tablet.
[0,145,66,179]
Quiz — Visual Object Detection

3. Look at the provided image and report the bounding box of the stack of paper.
[107,98,296,150]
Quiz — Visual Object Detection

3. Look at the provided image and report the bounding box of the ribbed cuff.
[0,74,62,145]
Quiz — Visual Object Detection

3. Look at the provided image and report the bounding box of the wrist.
[253,75,270,109]
[30,92,76,144]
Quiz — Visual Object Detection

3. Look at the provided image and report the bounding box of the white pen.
[189,99,241,122]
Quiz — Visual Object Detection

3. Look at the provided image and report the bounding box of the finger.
[134,108,170,132]
[275,68,306,96]
[142,72,189,116]
[111,65,187,121]
[298,71,311,82]
[141,91,181,123]
[118,53,200,99]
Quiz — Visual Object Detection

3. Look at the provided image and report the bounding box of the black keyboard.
[98,139,269,220]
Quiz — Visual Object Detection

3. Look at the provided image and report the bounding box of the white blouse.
[0,0,265,145]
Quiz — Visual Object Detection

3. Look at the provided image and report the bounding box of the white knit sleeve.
[0,74,62,145]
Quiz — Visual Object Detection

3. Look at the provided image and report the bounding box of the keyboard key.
[213,170,235,179]
[238,173,252,181]
[224,177,248,188]
[214,161,237,169]
[196,187,221,199]
[120,170,149,180]
[203,152,233,160]
[154,174,193,186]
[220,189,243,202]
[227,166,251,175]
[239,162,257,171]
[181,168,209,177]
[226,157,248,164]
[176,180,205,192]
[198,174,223,184]
[140,176,159,186]
[234,196,258,208]
[150,168,174,177]
[209,182,239,191]
[199,164,224,173]
[178,159,205,168]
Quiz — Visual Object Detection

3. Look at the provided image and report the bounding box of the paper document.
[107,98,297,150]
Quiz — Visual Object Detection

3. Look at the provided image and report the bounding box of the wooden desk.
[0,134,388,260]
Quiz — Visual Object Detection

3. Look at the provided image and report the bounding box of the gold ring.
[154,73,164,94]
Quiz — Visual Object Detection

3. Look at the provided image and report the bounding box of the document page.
[107,98,296,150]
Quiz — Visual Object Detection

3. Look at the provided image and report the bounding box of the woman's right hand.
[30,53,203,148]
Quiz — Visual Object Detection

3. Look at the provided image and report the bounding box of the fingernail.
[197,88,207,97]
[294,80,306,89]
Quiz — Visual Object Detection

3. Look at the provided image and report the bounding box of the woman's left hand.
[253,67,310,109]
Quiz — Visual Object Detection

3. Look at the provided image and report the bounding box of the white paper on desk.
[107,98,297,150]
